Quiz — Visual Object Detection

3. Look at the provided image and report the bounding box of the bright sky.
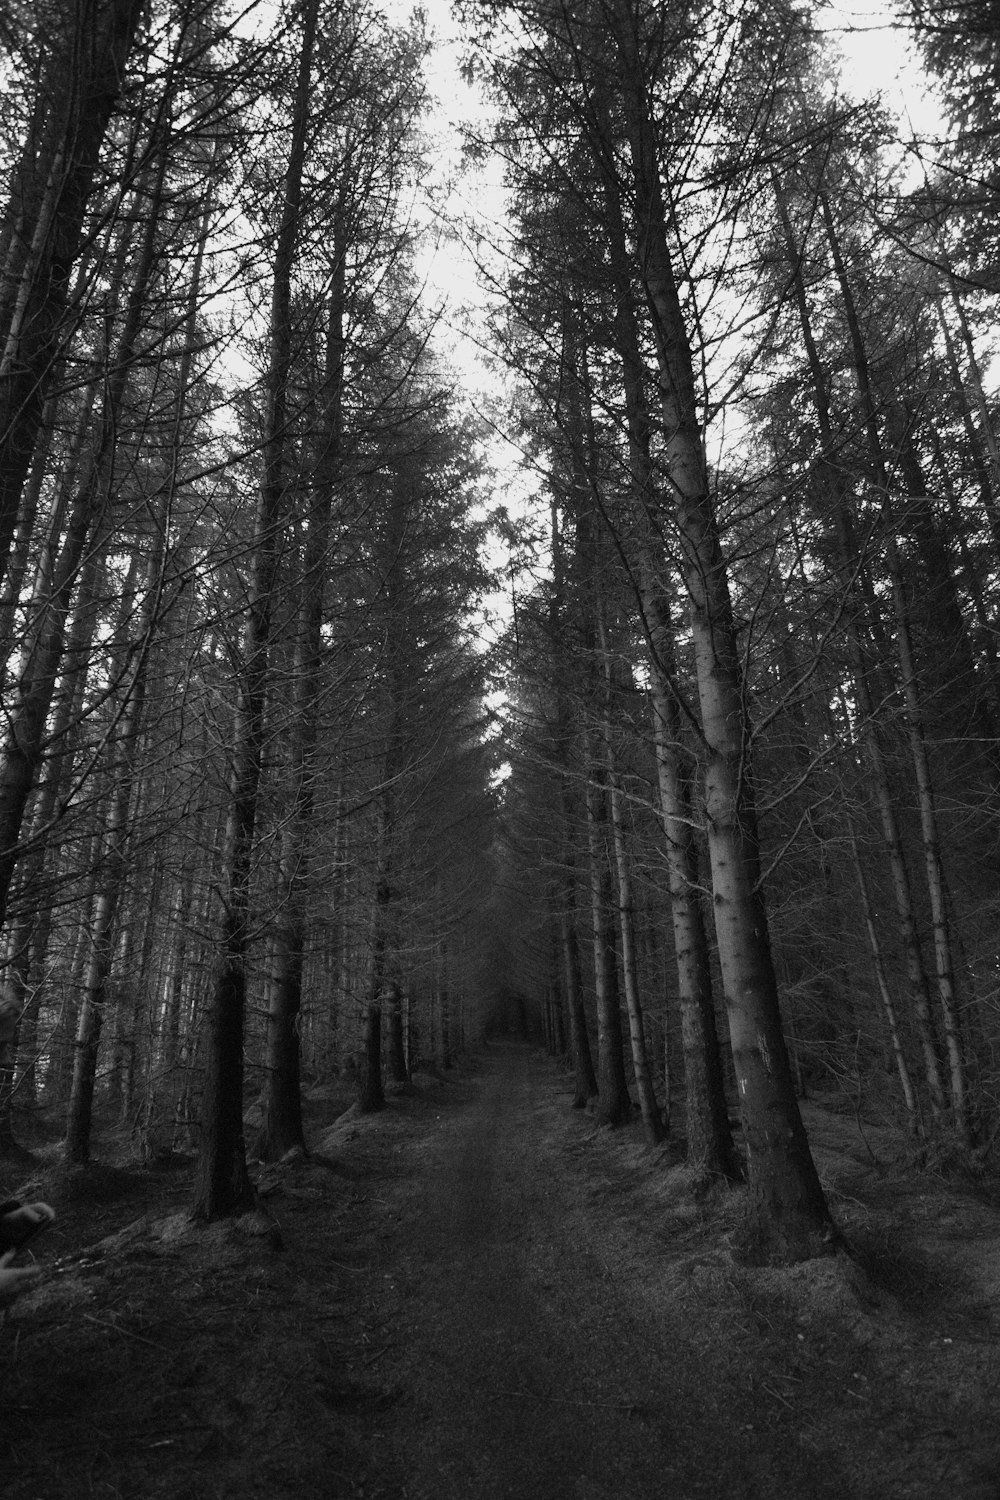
[390,0,944,401]
[376,0,949,662]
[819,0,943,142]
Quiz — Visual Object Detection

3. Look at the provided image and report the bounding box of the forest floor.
[1,1043,999,1498]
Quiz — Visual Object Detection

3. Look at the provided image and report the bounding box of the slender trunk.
[138,874,191,1160]
[547,924,567,1057]
[608,8,832,1258]
[52,878,97,1106]
[599,613,664,1144]
[0,929,29,1153]
[568,415,629,1127]
[112,857,160,1122]
[435,956,453,1071]
[848,816,921,1135]
[0,378,99,687]
[256,225,345,1158]
[6,920,38,1112]
[256,916,307,1153]
[549,497,598,1107]
[889,570,970,1141]
[0,0,146,590]
[0,137,168,938]
[357,466,416,1114]
[357,872,388,1113]
[62,551,164,1164]
[0,479,109,934]
[385,982,408,1085]
[63,139,189,1164]
[592,106,736,1176]
[0,396,57,670]
[650,680,739,1176]
[0,536,103,1137]
[440,929,455,1067]
[775,177,949,1128]
[324,776,347,1073]
[193,0,318,1217]
[821,193,970,1146]
[559,886,596,1106]
[584,713,631,1128]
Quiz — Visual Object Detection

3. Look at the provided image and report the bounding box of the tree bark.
[848,814,921,1136]
[599,614,664,1144]
[592,109,737,1177]
[256,212,346,1159]
[609,1,834,1259]
[774,174,949,1130]
[385,982,409,1085]
[193,0,318,1217]
[584,710,631,1129]
[0,126,171,939]
[820,191,971,1146]
[0,0,146,590]
[549,497,598,1108]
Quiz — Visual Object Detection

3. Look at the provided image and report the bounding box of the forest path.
[361,1043,751,1498]
[4,1044,998,1499]
[353,1044,907,1500]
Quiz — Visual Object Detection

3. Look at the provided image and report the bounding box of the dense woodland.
[0,0,997,1265]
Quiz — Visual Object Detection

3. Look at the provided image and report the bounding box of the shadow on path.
[365,1044,854,1500]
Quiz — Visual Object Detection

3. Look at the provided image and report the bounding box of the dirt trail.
[363,1043,762,1499]
[3,1044,1000,1499]
[352,1044,958,1500]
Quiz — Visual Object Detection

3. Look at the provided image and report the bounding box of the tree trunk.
[559,894,597,1107]
[547,926,567,1058]
[599,615,664,1144]
[0,0,145,590]
[0,929,29,1155]
[610,4,834,1259]
[435,945,454,1072]
[0,394,58,673]
[63,134,197,1165]
[849,815,921,1136]
[549,496,598,1107]
[592,109,737,1177]
[256,224,345,1159]
[774,174,949,1130]
[584,717,631,1128]
[193,0,318,1217]
[0,133,169,940]
[821,192,971,1146]
[385,982,408,1085]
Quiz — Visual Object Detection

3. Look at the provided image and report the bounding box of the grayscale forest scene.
[0,1,998,1495]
